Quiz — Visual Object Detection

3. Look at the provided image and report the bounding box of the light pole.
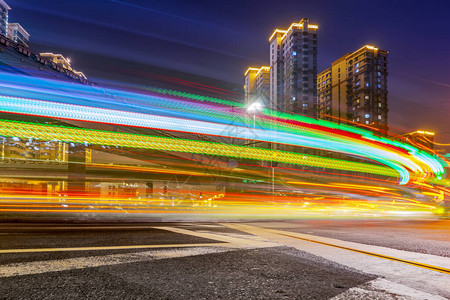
[246,100,264,129]
[246,100,275,198]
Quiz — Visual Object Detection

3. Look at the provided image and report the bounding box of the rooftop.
[0,0,11,10]
[0,36,89,84]
[8,23,31,38]
[269,18,318,42]
[244,66,270,76]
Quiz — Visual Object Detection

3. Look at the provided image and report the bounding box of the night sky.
[5,0,450,144]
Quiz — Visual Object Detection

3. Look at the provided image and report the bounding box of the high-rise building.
[318,45,388,132]
[244,66,270,106]
[0,0,10,37]
[268,18,318,116]
[7,23,29,47]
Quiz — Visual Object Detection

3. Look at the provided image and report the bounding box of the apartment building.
[244,18,318,116]
[269,18,318,116]
[7,23,30,47]
[244,66,270,106]
[318,45,388,132]
[0,0,10,37]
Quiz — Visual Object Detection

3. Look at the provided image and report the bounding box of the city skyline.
[244,20,388,135]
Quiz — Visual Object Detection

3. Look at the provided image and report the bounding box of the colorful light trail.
[0,72,448,219]
[0,92,447,184]
[0,119,399,177]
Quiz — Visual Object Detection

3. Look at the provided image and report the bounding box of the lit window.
[365,114,370,118]
[355,68,359,73]
[365,95,369,100]
[303,103,308,107]
[292,51,297,56]
[378,103,382,107]
[292,97,296,101]
[355,62,360,67]
[378,115,382,120]
[365,83,369,87]
[365,121,369,124]
[378,84,381,88]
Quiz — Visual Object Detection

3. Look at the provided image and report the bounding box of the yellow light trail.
[0,119,399,178]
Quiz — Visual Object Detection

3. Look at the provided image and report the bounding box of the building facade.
[244,66,270,106]
[244,18,318,116]
[39,52,87,79]
[0,0,10,37]
[269,18,318,116]
[1,137,68,162]
[7,23,29,47]
[318,45,388,132]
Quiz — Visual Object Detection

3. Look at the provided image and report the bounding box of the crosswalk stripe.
[0,243,228,254]
[0,246,230,278]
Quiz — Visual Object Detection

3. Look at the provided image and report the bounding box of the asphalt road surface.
[0,220,449,299]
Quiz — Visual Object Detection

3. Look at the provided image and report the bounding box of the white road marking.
[0,226,191,230]
[182,224,224,228]
[0,226,151,230]
[0,224,230,231]
[0,246,230,278]
[331,278,447,300]
[224,223,450,299]
[0,225,278,278]
[0,243,228,254]
[154,226,278,248]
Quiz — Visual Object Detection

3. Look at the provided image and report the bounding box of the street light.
[246,101,264,113]
[246,100,264,129]
[246,100,274,198]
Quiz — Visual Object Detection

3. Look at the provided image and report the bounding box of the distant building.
[244,18,318,116]
[244,66,270,106]
[7,23,30,47]
[0,36,88,83]
[39,52,87,79]
[404,130,435,150]
[317,45,388,133]
[0,0,10,37]
[1,137,68,162]
[269,18,318,116]
[39,52,72,70]
[72,70,87,79]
